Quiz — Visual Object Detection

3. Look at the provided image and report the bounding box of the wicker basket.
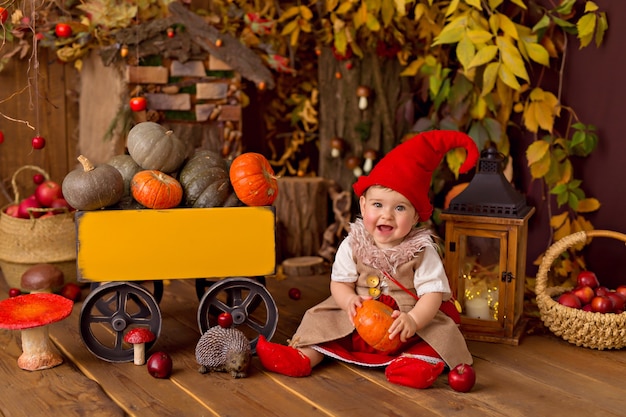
[536,230,626,350]
[0,165,77,291]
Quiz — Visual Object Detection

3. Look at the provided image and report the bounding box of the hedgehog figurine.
[195,325,252,378]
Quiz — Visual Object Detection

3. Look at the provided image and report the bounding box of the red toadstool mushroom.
[20,263,64,294]
[124,328,156,365]
[363,149,378,174]
[0,293,73,371]
[356,86,372,110]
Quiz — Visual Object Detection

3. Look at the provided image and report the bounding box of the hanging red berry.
[129,97,147,112]
[33,174,45,185]
[32,135,46,149]
[167,27,175,38]
[120,45,129,58]
[55,23,72,38]
[0,7,9,24]
[0,130,4,144]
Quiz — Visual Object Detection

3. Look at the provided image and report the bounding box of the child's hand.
[388,311,418,342]
[345,295,371,324]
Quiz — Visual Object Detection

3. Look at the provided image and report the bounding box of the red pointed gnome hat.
[353,130,479,221]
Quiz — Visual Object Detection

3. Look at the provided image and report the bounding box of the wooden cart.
[75,206,278,362]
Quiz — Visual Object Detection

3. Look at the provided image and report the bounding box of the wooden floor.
[1,270,625,417]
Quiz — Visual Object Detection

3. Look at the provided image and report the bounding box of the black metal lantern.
[441,148,535,345]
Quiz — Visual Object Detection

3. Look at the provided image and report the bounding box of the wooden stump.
[274,177,328,261]
[282,256,327,277]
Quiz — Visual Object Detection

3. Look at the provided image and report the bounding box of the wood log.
[282,256,327,277]
[274,177,328,261]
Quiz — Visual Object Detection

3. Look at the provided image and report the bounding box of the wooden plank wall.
[0,49,79,207]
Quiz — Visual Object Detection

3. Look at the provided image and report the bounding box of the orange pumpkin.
[131,170,183,209]
[354,299,402,352]
[229,153,278,206]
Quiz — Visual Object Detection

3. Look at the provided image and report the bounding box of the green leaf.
[469,44,498,69]
[532,15,550,34]
[553,0,576,15]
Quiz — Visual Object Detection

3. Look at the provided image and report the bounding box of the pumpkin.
[130,170,183,209]
[107,154,142,196]
[229,152,278,206]
[353,299,402,352]
[127,122,187,173]
[178,150,240,207]
[62,155,124,210]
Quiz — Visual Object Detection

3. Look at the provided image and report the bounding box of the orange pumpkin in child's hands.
[229,153,278,206]
[131,170,183,209]
[354,299,402,352]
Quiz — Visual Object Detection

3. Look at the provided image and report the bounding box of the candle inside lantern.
[464,297,490,319]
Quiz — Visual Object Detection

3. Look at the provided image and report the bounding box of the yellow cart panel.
[76,206,276,282]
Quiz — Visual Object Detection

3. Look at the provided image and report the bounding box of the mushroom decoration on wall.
[0,293,73,371]
[330,137,345,158]
[356,86,372,110]
[363,149,378,174]
[346,156,363,178]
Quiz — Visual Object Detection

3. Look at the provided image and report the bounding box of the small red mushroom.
[0,293,73,371]
[346,156,363,178]
[330,137,345,158]
[363,149,378,174]
[357,86,372,110]
[124,328,156,365]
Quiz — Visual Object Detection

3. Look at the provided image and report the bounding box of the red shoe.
[385,356,444,389]
[256,335,311,377]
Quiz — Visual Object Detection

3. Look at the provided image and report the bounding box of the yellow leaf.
[585,1,599,12]
[488,0,504,9]
[481,62,499,97]
[528,150,551,179]
[366,13,381,32]
[326,0,339,12]
[353,2,367,29]
[393,0,407,18]
[513,102,524,112]
[465,0,482,9]
[289,27,300,47]
[469,45,498,69]
[336,1,353,14]
[299,5,313,20]
[497,36,529,81]
[445,0,460,17]
[498,62,521,90]
[534,100,556,132]
[553,218,571,242]
[577,13,596,48]
[522,102,539,132]
[470,96,488,120]
[432,15,467,46]
[466,29,493,44]
[456,36,475,70]
[278,6,302,22]
[525,42,550,66]
[497,13,518,40]
[550,212,569,229]
[280,19,299,36]
[576,198,601,213]
[510,0,527,10]
[400,58,424,76]
[526,139,550,165]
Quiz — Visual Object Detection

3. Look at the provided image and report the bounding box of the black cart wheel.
[194,276,266,301]
[80,282,161,362]
[197,277,278,352]
[89,280,164,314]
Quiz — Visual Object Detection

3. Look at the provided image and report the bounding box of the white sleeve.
[413,245,452,298]
[331,237,359,283]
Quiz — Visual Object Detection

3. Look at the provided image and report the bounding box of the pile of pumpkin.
[61,122,279,211]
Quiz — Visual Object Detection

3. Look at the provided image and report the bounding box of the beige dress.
[289,220,473,368]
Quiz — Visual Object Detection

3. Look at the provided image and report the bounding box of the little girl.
[257,130,479,389]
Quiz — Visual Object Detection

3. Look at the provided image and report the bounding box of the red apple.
[448,363,476,393]
[595,286,611,297]
[217,312,233,328]
[590,296,613,313]
[616,285,626,298]
[582,304,593,312]
[8,288,21,298]
[571,286,595,305]
[31,135,45,149]
[288,287,301,300]
[146,351,173,378]
[0,7,8,25]
[33,173,45,184]
[17,195,43,219]
[577,271,600,289]
[4,204,19,217]
[50,197,74,212]
[606,292,626,312]
[55,23,72,38]
[60,283,81,301]
[35,180,63,207]
[557,292,581,309]
[129,97,147,112]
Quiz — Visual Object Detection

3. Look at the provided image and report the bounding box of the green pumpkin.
[179,150,240,207]
[127,122,187,173]
[107,154,142,196]
[62,155,124,210]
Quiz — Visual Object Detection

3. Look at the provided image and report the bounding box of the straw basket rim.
[535,230,626,350]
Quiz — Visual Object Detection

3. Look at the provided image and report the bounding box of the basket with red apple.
[536,229,626,350]
[0,165,76,291]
